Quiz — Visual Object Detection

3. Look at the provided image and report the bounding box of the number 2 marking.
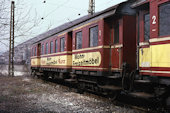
[152,15,156,24]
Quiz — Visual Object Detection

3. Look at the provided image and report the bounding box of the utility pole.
[8,1,15,77]
[88,0,95,15]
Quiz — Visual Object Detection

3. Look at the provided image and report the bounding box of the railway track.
[40,77,168,113]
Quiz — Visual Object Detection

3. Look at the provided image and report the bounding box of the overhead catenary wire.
[41,0,70,20]
[0,40,8,47]
[39,0,90,29]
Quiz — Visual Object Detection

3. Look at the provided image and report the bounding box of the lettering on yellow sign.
[74,54,85,59]
[43,58,66,65]
[46,60,58,65]
[72,52,101,66]
[73,57,100,66]
[40,55,72,66]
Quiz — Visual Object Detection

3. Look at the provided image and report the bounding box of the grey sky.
[26,0,126,29]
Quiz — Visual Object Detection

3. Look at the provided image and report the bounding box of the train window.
[55,40,58,53]
[144,13,150,41]
[32,48,34,56]
[34,47,37,56]
[76,31,82,49]
[159,2,170,36]
[46,43,48,54]
[41,44,44,55]
[114,22,119,44]
[90,26,98,47]
[60,37,65,52]
[50,41,53,54]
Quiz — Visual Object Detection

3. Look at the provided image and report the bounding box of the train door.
[111,19,122,71]
[38,43,41,56]
[68,31,72,51]
[138,6,151,74]
[111,16,136,72]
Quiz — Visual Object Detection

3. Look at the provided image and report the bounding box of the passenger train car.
[31,0,170,109]
[133,0,170,108]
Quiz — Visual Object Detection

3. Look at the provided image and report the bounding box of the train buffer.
[128,92,155,99]
[107,75,122,79]
[134,79,151,84]
[98,85,122,91]
[64,78,77,84]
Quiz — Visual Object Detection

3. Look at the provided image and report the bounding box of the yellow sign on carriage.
[72,52,101,66]
[40,55,72,66]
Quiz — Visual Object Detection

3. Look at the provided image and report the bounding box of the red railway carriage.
[39,33,72,72]
[72,17,136,74]
[31,32,72,79]
[67,1,137,93]
[134,0,170,77]
[131,0,170,108]
[72,19,107,75]
[72,4,136,77]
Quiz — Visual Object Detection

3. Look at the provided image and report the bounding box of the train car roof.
[32,0,136,45]
[131,0,149,8]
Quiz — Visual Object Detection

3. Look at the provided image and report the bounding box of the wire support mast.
[88,0,95,15]
[8,1,15,77]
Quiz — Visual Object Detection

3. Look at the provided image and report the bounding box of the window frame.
[41,44,44,55]
[138,10,150,43]
[144,12,150,41]
[50,41,53,54]
[55,39,58,53]
[32,48,34,56]
[89,25,98,47]
[158,2,170,37]
[34,47,37,56]
[60,37,65,52]
[45,42,48,54]
[76,31,82,49]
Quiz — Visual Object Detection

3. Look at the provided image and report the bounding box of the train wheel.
[122,72,130,90]
[165,96,170,111]
[43,72,49,80]
[129,70,137,91]
[121,63,131,91]
[108,91,118,101]
[77,82,84,94]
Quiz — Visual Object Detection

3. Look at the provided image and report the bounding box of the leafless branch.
[0,0,52,52]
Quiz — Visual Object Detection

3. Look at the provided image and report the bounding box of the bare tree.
[0,0,52,53]
[0,0,10,51]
